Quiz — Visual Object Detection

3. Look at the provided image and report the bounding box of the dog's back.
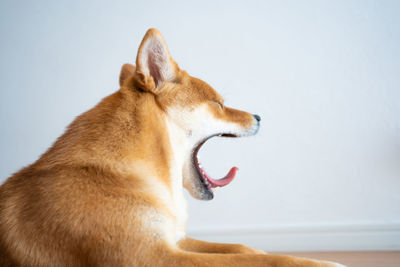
[0,89,173,266]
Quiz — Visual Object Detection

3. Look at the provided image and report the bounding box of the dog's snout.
[253,114,261,122]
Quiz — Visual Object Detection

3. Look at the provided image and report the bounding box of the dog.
[0,28,345,266]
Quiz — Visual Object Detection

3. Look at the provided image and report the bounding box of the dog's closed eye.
[212,100,224,110]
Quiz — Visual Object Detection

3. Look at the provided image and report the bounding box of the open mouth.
[192,133,239,193]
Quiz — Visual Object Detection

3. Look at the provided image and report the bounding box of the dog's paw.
[252,249,267,255]
[321,261,347,267]
[329,263,347,267]
[295,258,347,267]
[234,245,266,254]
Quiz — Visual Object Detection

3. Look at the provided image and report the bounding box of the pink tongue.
[202,167,238,188]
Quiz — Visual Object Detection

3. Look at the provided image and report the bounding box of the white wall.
[1,0,399,251]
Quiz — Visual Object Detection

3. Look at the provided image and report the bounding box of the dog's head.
[121,29,260,200]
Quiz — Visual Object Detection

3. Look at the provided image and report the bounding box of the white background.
[1,0,399,251]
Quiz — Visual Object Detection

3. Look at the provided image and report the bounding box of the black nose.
[253,114,261,122]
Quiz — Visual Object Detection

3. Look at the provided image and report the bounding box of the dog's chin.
[183,166,214,201]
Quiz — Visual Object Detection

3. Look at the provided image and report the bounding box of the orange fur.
[0,29,344,267]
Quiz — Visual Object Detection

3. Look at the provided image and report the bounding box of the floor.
[285,251,400,267]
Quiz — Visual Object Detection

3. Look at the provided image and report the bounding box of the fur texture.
[0,29,345,267]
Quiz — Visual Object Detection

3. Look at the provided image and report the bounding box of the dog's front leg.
[156,249,345,267]
[178,237,265,254]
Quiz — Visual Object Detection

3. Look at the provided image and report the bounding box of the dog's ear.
[119,64,136,87]
[135,28,179,91]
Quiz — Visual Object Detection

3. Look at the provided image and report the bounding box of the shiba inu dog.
[0,29,345,267]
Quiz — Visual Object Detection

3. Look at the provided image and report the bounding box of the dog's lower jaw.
[184,176,214,201]
[182,161,214,200]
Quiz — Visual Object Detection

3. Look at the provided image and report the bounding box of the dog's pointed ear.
[119,64,136,87]
[135,28,179,91]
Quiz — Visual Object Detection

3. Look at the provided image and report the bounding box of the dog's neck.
[164,113,189,234]
[37,88,189,240]
[130,92,189,240]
